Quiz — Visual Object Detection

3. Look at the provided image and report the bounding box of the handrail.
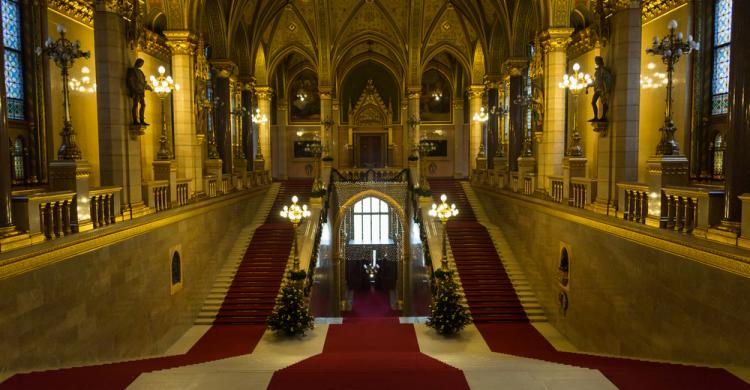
[89,186,122,228]
[617,182,649,224]
[330,168,409,183]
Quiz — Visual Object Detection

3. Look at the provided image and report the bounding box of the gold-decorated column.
[467,85,485,172]
[255,86,273,173]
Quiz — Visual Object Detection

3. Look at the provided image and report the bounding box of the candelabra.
[304,137,325,192]
[207,97,221,159]
[559,63,592,157]
[514,89,534,158]
[149,66,180,160]
[231,106,248,160]
[646,19,699,156]
[429,194,459,270]
[493,105,508,157]
[472,106,489,158]
[406,115,421,158]
[321,117,334,158]
[251,108,268,161]
[280,195,311,271]
[37,25,90,160]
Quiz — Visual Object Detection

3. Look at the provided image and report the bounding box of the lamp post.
[251,108,268,161]
[559,63,592,157]
[149,65,180,160]
[429,194,459,270]
[37,24,90,160]
[514,87,534,158]
[406,115,421,158]
[304,138,324,192]
[646,19,699,155]
[280,195,311,271]
[321,117,334,159]
[472,106,489,158]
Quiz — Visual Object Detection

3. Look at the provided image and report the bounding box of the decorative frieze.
[642,0,687,23]
[94,0,133,18]
[539,27,574,54]
[164,30,197,56]
[48,0,94,26]
[568,26,602,59]
[139,29,170,62]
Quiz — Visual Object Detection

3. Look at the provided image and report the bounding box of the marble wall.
[0,189,268,374]
[475,188,750,366]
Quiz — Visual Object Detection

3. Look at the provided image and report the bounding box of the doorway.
[354,133,386,168]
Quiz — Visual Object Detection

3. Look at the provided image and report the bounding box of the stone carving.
[588,56,612,122]
[349,80,392,127]
[126,58,151,125]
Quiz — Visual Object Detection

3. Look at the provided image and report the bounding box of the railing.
[11,191,76,240]
[332,168,408,183]
[549,176,564,204]
[176,178,190,206]
[511,172,519,192]
[142,180,170,212]
[661,186,724,234]
[205,175,218,198]
[89,187,121,228]
[617,183,649,224]
[523,175,534,196]
[220,174,232,194]
[492,169,506,189]
[570,177,597,209]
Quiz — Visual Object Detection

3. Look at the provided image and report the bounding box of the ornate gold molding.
[502,58,529,77]
[539,27,574,54]
[94,0,133,18]
[210,59,237,78]
[164,30,197,56]
[567,26,601,59]
[138,29,170,62]
[48,0,94,26]
[610,0,642,12]
[642,0,687,23]
[467,85,485,99]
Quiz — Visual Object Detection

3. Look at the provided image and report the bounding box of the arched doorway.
[333,190,409,313]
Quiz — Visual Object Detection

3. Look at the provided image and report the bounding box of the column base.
[646,155,689,226]
[153,160,178,204]
[205,159,223,178]
[49,159,92,232]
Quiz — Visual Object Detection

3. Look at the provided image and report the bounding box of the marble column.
[540,28,574,193]
[594,2,641,214]
[211,60,235,173]
[241,84,253,170]
[712,0,750,241]
[453,99,466,178]
[255,86,272,172]
[407,87,421,184]
[467,85,485,173]
[276,101,288,179]
[94,1,143,214]
[320,89,332,154]
[485,79,500,167]
[0,43,14,236]
[164,31,203,195]
[505,59,527,172]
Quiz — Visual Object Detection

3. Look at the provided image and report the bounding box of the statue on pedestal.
[126,58,151,125]
[588,56,612,122]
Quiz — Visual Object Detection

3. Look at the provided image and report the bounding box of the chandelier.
[297,88,308,102]
[431,89,443,101]
[68,66,96,93]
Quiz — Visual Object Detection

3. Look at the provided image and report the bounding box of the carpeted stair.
[266,178,314,224]
[428,178,528,323]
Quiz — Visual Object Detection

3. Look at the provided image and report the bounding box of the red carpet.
[429,178,749,390]
[1,181,312,389]
[267,287,470,390]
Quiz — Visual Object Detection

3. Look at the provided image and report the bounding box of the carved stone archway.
[346,80,395,167]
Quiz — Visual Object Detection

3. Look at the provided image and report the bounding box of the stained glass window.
[352,197,390,245]
[711,0,732,115]
[2,0,24,120]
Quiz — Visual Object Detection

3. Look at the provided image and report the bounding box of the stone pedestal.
[518,156,536,178]
[153,160,178,204]
[493,156,508,188]
[253,159,265,173]
[646,155,689,227]
[233,158,247,189]
[408,159,420,188]
[205,159,223,178]
[563,157,587,203]
[49,160,93,232]
[321,159,333,184]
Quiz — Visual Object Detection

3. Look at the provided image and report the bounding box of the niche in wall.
[170,244,183,295]
[558,244,570,316]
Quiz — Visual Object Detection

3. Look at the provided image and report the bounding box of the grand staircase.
[196,179,313,325]
[428,178,545,323]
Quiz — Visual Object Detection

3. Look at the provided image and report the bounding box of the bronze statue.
[126,58,151,125]
[588,56,612,122]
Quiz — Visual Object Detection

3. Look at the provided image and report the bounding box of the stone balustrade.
[336,168,406,182]
[661,186,724,236]
[523,175,535,196]
[549,176,564,204]
[11,191,76,240]
[89,187,121,229]
[617,183,650,224]
[205,174,218,198]
[570,177,597,209]
[220,174,232,194]
[142,180,171,212]
[176,179,190,206]
[511,172,519,192]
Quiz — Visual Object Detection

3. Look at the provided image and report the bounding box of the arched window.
[352,197,390,244]
[2,0,25,120]
[12,137,24,183]
[171,252,181,286]
[711,0,732,116]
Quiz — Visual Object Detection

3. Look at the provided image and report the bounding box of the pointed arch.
[470,43,486,85]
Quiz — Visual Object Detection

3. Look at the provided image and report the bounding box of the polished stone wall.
[0,189,268,374]
[475,188,750,366]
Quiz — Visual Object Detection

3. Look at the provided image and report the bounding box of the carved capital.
[502,58,528,77]
[642,0,687,23]
[164,30,197,56]
[49,0,94,26]
[612,0,642,11]
[467,85,485,99]
[408,87,421,99]
[255,86,273,101]
[210,59,237,78]
[539,28,574,53]
[319,88,332,99]
[94,0,132,17]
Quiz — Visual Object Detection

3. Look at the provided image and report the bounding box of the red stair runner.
[428,178,748,389]
[268,287,470,390]
[428,178,527,323]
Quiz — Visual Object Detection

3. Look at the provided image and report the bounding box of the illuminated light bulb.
[158,66,166,75]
